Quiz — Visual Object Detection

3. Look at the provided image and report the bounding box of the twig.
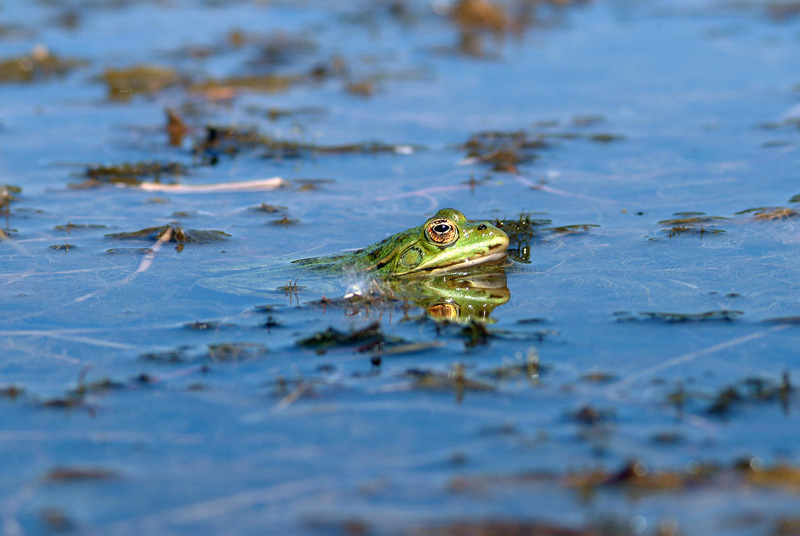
[137,177,285,193]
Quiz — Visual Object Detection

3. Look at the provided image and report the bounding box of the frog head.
[363,208,509,277]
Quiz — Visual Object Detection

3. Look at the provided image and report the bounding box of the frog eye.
[427,302,460,321]
[425,218,458,246]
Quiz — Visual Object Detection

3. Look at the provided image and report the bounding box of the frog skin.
[293,208,509,277]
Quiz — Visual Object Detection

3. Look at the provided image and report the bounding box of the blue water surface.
[1,1,800,535]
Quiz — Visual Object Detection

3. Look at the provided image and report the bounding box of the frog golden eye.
[427,302,460,321]
[425,218,458,245]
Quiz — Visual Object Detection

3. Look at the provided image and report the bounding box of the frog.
[292,208,509,277]
[197,208,511,323]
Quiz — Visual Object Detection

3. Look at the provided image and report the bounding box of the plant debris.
[482,347,546,381]
[615,310,744,323]
[49,243,76,253]
[588,133,624,143]
[461,122,624,172]
[142,343,267,364]
[544,224,600,235]
[249,203,287,213]
[406,364,495,394]
[412,520,595,536]
[246,31,318,68]
[764,316,800,324]
[141,346,193,364]
[571,404,615,426]
[491,212,550,263]
[297,321,405,354]
[345,79,376,96]
[207,343,267,362]
[736,206,798,221]
[44,467,119,482]
[77,161,186,187]
[450,457,800,500]
[137,178,285,193]
[657,212,729,238]
[40,508,76,532]
[461,131,547,173]
[106,225,230,244]
[707,373,792,417]
[269,216,299,226]
[246,106,327,122]
[165,108,189,146]
[307,289,403,318]
[54,222,107,233]
[572,114,605,127]
[191,73,300,96]
[0,184,21,211]
[767,1,800,20]
[194,124,418,164]
[0,385,24,399]
[99,64,180,99]
[452,0,509,34]
[0,46,85,83]
[581,372,617,383]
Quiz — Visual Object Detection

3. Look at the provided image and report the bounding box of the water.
[1,1,800,534]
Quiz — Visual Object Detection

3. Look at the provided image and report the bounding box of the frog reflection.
[387,267,509,323]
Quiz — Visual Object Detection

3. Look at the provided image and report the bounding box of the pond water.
[1,0,800,535]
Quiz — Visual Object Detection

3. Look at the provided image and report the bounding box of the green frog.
[198,208,510,321]
[292,208,509,276]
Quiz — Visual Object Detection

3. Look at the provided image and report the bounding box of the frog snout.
[478,222,509,249]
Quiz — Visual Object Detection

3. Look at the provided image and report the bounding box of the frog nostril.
[477,224,487,231]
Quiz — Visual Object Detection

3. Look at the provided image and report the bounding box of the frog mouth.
[412,250,507,275]
[444,250,508,270]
